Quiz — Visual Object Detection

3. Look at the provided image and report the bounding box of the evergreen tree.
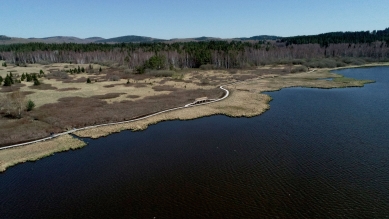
[81,67,85,73]
[77,66,81,73]
[33,78,40,86]
[32,73,37,81]
[26,100,35,111]
[0,76,3,84]
[3,75,11,86]
[99,67,102,73]
[86,78,91,83]
[26,73,32,82]
[21,73,26,81]
[7,73,14,84]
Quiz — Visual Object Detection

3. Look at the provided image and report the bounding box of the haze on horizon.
[1,0,389,39]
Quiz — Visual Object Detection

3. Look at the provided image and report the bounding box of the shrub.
[26,100,35,111]
[147,70,175,77]
[124,69,132,74]
[33,78,40,86]
[135,66,145,74]
[109,75,120,81]
[199,64,215,70]
[144,55,166,70]
[290,66,308,73]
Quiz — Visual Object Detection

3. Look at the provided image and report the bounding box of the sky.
[1,0,389,39]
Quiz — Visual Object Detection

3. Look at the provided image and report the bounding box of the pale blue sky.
[2,0,388,39]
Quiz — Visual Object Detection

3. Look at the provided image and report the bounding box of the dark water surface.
[1,67,389,218]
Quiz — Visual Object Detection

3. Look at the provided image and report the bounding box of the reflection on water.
[1,67,389,218]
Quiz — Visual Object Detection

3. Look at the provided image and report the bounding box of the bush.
[109,75,120,81]
[199,64,215,70]
[26,100,35,111]
[33,78,40,86]
[144,55,166,70]
[147,70,175,77]
[124,69,132,74]
[135,66,145,74]
[290,66,308,73]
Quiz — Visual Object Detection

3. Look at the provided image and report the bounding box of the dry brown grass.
[0,134,86,172]
[0,63,375,148]
[74,69,373,139]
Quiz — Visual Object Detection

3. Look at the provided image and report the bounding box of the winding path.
[0,86,230,150]
[1,70,317,151]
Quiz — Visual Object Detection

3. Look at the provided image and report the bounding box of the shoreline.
[0,64,384,172]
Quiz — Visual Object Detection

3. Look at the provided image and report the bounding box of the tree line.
[282,28,389,46]
[0,28,388,69]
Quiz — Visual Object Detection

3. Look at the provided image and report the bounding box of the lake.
[1,67,388,218]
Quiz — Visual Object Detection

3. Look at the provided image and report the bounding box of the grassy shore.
[0,134,86,172]
[74,69,374,138]
[0,63,381,172]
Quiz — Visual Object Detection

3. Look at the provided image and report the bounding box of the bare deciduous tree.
[0,91,26,118]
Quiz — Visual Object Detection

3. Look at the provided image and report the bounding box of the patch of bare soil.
[26,88,223,132]
[127,95,140,99]
[28,83,58,90]
[57,87,80,91]
[91,93,126,99]
[152,85,179,92]
[0,84,25,92]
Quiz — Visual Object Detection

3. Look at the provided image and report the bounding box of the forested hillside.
[0,28,388,70]
[282,28,389,46]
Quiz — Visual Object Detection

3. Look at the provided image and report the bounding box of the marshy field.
[0,59,382,172]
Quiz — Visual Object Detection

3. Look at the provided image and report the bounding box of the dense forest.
[282,28,389,46]
[1,28,389,70]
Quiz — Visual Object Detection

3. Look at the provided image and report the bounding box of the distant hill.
[234,35,281,41]
[95,35,165,43]
[0,35,11,40]
[0,34,281,45]
[0,36,106,44]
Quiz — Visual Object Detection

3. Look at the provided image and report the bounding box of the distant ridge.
[95,35,165,43]
[234,35,281,41]
[0,35,11,40]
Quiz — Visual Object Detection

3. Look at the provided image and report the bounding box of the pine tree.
[0,76,3,84]
[21,73,26,81]
[6,73,14,84]
[33,78,40,86]
[26,100,35,111]
[77,66,81,73]
[81,67,85,73]
[86,78,91,83]
[26,73,32,82]
[3,75,11,86]
[99,67,102,73]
